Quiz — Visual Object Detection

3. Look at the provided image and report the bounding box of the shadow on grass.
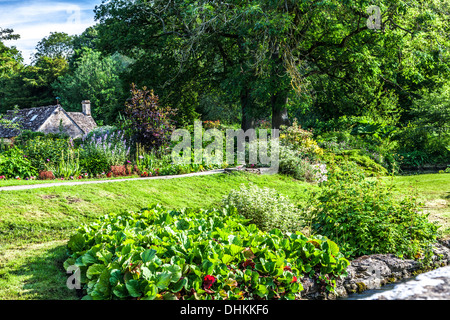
[7,243,80,300]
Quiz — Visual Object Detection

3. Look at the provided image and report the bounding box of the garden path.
[0,169,227,192]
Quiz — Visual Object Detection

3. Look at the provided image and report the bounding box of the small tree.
[124,84,177,152]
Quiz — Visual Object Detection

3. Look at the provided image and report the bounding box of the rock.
[365,265,450,300]
[306,240,450,299]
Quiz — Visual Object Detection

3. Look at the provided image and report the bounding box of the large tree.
[95,0,450,129]
[52,48,129,123]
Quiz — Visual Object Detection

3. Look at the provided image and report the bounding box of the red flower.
[203,275,216,290]
[283,266,292,272]
[291,276,298,283]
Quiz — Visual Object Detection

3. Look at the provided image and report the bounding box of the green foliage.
[33,32,74,62]
[278,146,325,183]
[280,119,324,159]
[0,56,68,111]
[79,154,109,176]
[79,129,130,168]
[310,164,439,259]
[49,149,82,179]
[19,135,71,171]
[222,184,305,235]
[332,149,388,176]
[0,28,22,78]
[52,49,128,123]
[0,147,37,178]
[64,205,349,300]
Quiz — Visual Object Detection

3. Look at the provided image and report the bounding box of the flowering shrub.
[312,163,328,184]
[222,184,306,234]
[203,120,220,129]
[278,146,327,183]
[256,119,271,129]
[80,130,130,168]
[280,119,323,158]
[64,205,349,300]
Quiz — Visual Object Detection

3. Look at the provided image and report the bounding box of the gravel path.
[0,169,227,191]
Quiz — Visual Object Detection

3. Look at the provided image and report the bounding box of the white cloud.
[2,0,101,64]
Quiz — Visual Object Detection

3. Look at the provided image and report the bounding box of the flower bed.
[64,205,349,300]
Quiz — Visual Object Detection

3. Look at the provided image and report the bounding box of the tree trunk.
[271,91,290,130]
[240,87,255,131]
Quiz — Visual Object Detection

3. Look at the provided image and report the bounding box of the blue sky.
[1,0,102,64]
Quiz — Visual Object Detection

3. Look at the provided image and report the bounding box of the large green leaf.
[141,249,157,263]
[86,264,106,280]
[170,277,188,293]
[125,279,142,298]
[142,283,158,300]
[113,283,129,299]
[155,271,172,290]
[68,234,85,252]
[110,269,122,286]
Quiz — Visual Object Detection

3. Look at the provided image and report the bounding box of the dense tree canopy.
[93,0,450,129]
[1,1,449,132]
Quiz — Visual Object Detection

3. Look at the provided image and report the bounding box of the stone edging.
[301,239,450,300]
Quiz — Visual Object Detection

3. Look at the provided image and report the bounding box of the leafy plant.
[222,184,306,235]
[124,84,177,152]
[280,119,323,159]
[51,149,82,179]
[0,147,37,178]
[64,205,349,300]
[309,163,439,259]
[20,135,71,171]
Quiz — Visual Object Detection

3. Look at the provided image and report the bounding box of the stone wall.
[301,240,450,300]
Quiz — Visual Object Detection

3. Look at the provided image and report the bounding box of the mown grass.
[383,173,450,238]
[0,175,141,187]
[0,171,314,300]
[0,171,448,300]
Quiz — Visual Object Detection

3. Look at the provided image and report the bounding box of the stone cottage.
[0,100,97,141]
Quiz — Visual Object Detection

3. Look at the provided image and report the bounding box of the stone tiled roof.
[0,105,59,138]
[66,112,97,135]
[0,105,97,138]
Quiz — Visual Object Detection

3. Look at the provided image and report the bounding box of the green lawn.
[384,173,450,238]
[0,171,448,300]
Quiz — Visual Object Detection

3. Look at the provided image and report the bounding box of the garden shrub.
[280,119,323,159]
[309,163,439,259]
[336,149,388,176]
[222,184,306,234]
[80,130,130,168]
[0,147,37,178]
[64,205,349,300]
[278,146,327,183]
[79,152,110,176]
[124,83,177,152]
[20,136,71,171]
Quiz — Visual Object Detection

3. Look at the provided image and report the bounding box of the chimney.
[82,100,91,116]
